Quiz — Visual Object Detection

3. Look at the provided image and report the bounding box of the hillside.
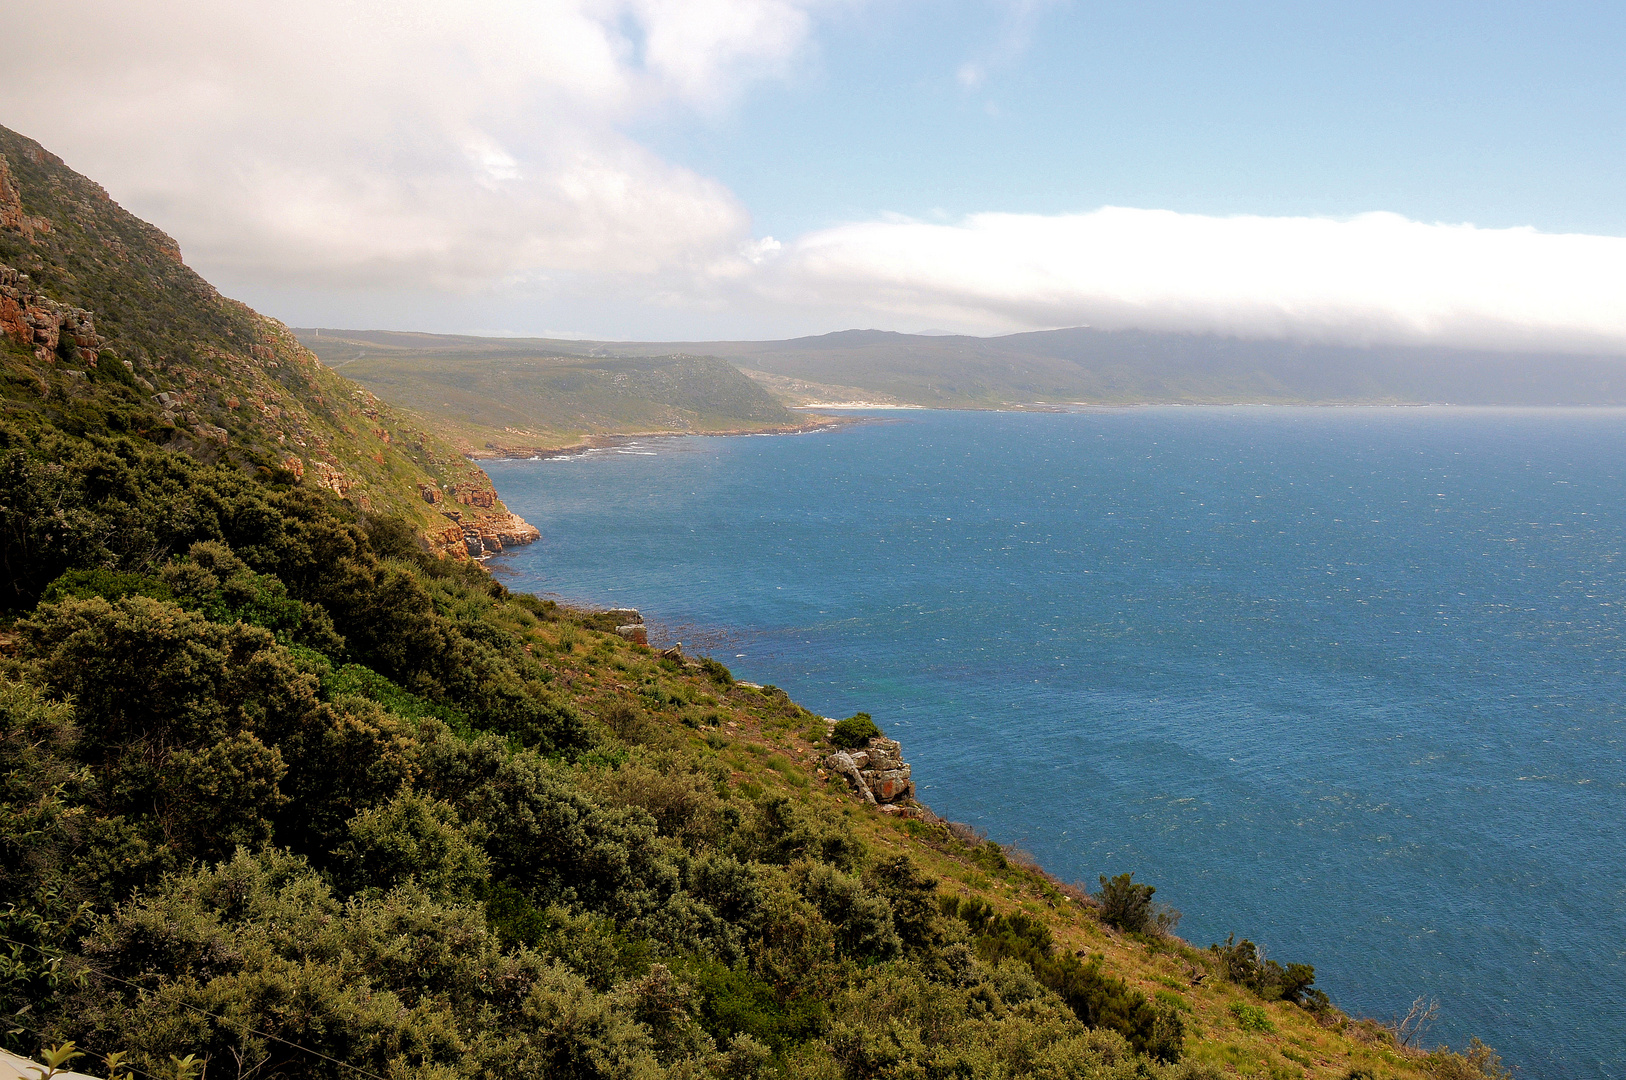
[470,327,1626,407]
[0,126,1513,1080]
[0,125,533,557]
[296,329,817,456]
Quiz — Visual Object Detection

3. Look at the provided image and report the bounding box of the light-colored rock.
[825,734,916,806]
[193,422,229,445]
[824,750,878,805]
[1,1048,100,1080]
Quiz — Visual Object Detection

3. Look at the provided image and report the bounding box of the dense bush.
[1229,1001,1275,1032]
[1210,935,1326,1009]
[1097,872,1181,936]
[939,896,1169,1058]
[829,712,881,749]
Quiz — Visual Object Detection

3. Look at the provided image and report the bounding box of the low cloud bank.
[767,208,1626,354]
[3,2,1624,352]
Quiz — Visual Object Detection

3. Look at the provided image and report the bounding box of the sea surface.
[485,407,1626,1079]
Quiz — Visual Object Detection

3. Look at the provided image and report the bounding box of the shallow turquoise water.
[485,407,1626,1078]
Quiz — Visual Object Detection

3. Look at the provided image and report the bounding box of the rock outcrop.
[826,733,915,808]
[438,508,541,557]
[611,609,649,645]
[0,264,100,365]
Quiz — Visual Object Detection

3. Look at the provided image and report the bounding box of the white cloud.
[3,1,1625,353]
[767,207,1626,353]
[0,0,828,292]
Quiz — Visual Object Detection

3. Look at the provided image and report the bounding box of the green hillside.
[0,125,532,556]
[296,329,814,455]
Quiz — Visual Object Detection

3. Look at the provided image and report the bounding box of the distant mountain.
[0,125,533,555]
[472,326,1626,407]
[293,328,814,455]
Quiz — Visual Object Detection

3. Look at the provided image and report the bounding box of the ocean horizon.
[486,406,1626,1080]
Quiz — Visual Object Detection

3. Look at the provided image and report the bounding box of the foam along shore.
[472,414,854,459]
[793,401,927,409]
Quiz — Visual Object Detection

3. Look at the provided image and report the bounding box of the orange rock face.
[0,264,102,365]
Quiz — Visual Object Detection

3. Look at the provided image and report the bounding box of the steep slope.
[0,126,532,556]
[296,329,817,455]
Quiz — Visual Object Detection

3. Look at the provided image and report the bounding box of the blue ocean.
[484,407,1625,1079]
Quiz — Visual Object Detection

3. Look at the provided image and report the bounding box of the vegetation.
[295,330,815,455]
[1210,936,1328,1012]
[827,713,880,749]
[476,327,1626,409]
[0,423,1525,1080]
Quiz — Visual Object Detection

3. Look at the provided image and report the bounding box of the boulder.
[824,749,877,805]
[825,734,915,806]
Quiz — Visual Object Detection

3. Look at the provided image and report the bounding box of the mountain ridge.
[294,328,822,456]
[338,324,1626,407]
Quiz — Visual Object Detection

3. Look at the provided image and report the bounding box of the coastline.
[458,411,854,460]
[476,406,1618,1075]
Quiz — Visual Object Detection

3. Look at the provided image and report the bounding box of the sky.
[4,0,1626,348]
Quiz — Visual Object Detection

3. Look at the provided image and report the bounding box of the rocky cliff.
[0,125,536,559]
[0,265,100,367]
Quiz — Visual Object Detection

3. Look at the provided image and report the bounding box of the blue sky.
[5,1,1626,346]
[657,1,1626,237]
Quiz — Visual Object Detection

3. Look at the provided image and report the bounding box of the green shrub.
[1155,988,1192,1012]
[687,957,827,1054]
[1149,998,1186,1063]
[971,840,1009,872]
[863,854,938,951]
[829,713,880,749]
[1210,934,1323,1006]
[796,863,900,960]
[332,790,489,899]
[699,657,734,686]
[1425,1039,1513,1080]
[600,700,648,741]
[940,895,1163,1056]
[42,568,173,605]
[1097,872,1155,933]
[1229,1001,1275,1032]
